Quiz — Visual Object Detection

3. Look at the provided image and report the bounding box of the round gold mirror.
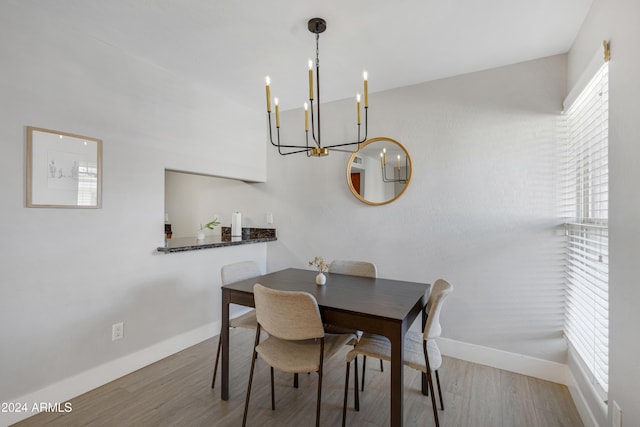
[347,137,412,205]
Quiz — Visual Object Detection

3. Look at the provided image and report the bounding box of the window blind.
[562,62,609,396]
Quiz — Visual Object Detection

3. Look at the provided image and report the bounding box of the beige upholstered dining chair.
[243,284,352,427]
[326,261,377,340]
[326,260,377,340]
[342,279,453,427]
[211,260,261,388]
[329,260,377,278]
[328,260,384,379]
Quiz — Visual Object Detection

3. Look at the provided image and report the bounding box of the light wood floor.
[13,329,583,427]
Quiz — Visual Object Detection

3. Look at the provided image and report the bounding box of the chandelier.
[381,148,409,183]
[264,18,368,157]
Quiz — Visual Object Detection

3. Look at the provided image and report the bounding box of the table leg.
[221,290,230,400]
[421,307,428,395]
[390,326,404,427]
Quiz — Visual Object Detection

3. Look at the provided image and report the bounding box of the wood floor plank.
[500,370,539,427]
[12,330,583,427]
[468,363,503,426]
[528,376,584,427]
[439,357,475,426]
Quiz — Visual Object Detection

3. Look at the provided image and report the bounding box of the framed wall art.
[26,126,102,208]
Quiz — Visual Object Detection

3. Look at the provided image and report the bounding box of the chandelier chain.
[315,33,320,67]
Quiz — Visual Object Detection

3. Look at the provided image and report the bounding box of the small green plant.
[308,256,329,273]
[200,217,220,230]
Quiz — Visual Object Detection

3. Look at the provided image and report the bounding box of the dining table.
[220,267,430,427]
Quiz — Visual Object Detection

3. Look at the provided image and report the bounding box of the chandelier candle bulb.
[383,147,387,164]
[265,76,271,112]
[363,71,369,107]
[308,59,314,100]
[397,154,401,170]
[356,94,361,125]
[380,152,384,168]
[274,97,280,128]
[304,103,309,131]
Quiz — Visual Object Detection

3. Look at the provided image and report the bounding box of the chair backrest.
[423,279,453,340]
[253,283,325,341]
[221,261,261,285]
[329,260,377,278]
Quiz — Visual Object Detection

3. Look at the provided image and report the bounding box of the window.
[562,62,609,396]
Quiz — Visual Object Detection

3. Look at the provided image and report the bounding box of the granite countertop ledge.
[158,227,276,253]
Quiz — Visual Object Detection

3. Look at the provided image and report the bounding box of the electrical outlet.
[112,322,124,341]
[612,401,621,427]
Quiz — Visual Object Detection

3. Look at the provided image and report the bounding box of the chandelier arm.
[380,155,409,182]
[267,112,279,148]
[306,130,312,157]
[404,155,409,182]
[268,116,303,152]
[382,163,391,182]
[280,148,315,155]
[320,105,368,151]
[268,112,317,154]
[327,147,362,153]
[362,106,368,142]
[324,141,366,149]
[277,126,314,155]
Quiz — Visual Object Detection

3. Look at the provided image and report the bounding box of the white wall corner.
[1,321,220,427]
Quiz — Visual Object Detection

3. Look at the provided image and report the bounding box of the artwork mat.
[26,126,102,208]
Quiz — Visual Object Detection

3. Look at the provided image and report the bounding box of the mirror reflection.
[347,137,412,205]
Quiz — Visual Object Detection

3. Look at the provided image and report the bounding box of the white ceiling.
[20,0,592,111]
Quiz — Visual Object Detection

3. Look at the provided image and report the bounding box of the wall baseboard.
[437,337,570,385]
[566,371,601,427]
[2,321,220,427]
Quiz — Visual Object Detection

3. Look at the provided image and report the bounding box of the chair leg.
[380,359,384,372]
[426,370,440,427]
[435,370,444,410]
[294,372,299,388]
[423,342,440,427]
[342,361,351,427]
[361,355,367,391]
[422,372,429,396]
[354,356,359,411]
[316,339,325,427]
[211,337,222,388]
[242,327,262,427]
[270,367,275,410]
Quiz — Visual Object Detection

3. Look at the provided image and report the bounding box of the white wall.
[569,0,640,425]
[265,55,569,366]
[0,3,271,423]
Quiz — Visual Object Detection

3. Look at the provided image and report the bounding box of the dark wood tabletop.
[221,267,429,322]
